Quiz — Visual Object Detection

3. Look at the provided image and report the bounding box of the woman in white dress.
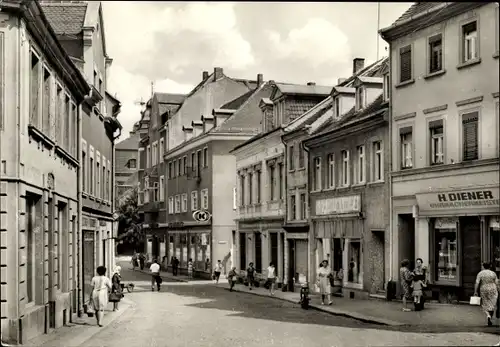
[91,266,112,327]
[316,260,333,305]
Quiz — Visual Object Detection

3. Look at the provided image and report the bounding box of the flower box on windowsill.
[28,124,55,149]
[457,57,481,70]
[424,69,446,80]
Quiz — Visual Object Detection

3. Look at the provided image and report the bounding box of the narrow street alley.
[30,263,500,347]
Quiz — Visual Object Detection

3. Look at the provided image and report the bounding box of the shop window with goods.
[347,240,361,284]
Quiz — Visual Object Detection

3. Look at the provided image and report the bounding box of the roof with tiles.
[116,132,141,150]
[212,82,274,135]
[314,94,386,137]
[40,2,88,35]
[220,89,256,110]
[156,93,186,105]
[288,100,323,122]
[272,83,332,98]
[391,2,442,28]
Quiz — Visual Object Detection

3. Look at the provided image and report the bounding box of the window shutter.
[462,113,478,160]
[399,45,412,82]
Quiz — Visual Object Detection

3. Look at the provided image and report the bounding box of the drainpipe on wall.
[279,134,289,286]
[111,127,121,267]
[387,42,394,285]
[76,102,83,317]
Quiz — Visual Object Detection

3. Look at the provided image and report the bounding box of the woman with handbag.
[474,262,499,326]
[110,266,123,311]
[316,260,333,305]
[90,266,112,327]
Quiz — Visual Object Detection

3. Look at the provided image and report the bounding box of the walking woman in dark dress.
[110,266,123,311]
[400,259,414,312]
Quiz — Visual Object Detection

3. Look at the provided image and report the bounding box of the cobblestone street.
[28,265,499,347]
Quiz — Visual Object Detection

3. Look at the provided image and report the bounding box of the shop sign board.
[416,187,499,212]
[315,195,361,216]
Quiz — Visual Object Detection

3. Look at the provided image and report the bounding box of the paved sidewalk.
[23,298,133,347]
[224,283,499,328]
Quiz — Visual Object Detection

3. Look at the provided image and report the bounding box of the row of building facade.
[0,1,122,344]
[134,2,499,303]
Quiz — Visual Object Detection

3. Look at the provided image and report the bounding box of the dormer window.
[356,87,364,110]
[383,74,389,102]
[335,97,340,118]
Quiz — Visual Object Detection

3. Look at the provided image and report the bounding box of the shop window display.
[435,220,458,282]
[347,240,361,284]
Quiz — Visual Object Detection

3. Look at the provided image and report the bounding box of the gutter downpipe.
[279,131,288,286]
[111,121,122,268]
[387,42,394,286]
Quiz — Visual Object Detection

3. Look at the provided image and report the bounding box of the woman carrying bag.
[88,266,112,327]
[109,266,123,311]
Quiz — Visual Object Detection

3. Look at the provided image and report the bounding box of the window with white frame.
[383,74,389,101]
[289,145,295,171]
[341,150,350,186]
[107,167,111,201]
[29,51,41,128]
[335,97,340,118]
[82,140,87,193]
[181,193,188,212]
[289,194,296,220]
[159,176,165,201]
[175,195,181,213]
[168,197,174,214]
[313,157,321,191]
[102,158,106,200]
[191,191,198,211]
[159,138,164,163]
[462,21,478,63]
[144,176,150,203]
[373,141,383,181]
[430,120,444,165]
[89,147,94,195]
[356,145,365,184]
[356,87,364,110]
[146,145,151,168]
[327,153,335,188]
[178,159,182,177]
[400,128,413,169]
[201,189,209,210]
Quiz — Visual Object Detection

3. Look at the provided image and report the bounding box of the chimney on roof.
[307,82,316,86]
[353,58,365,74]
[257,74,264,86]
[214,67,223,80]
[202,71,209,80]
[338,78,346,84]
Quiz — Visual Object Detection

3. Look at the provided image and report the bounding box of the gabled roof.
[40,1,88,35]
[116,132,141,150]
[212,82,274,135]
[284,96,333,134]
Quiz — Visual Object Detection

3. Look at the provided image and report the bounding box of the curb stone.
[22,298,134,347]
[223,287,403,326]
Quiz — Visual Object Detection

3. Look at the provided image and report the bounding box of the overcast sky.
[102,1,412,140]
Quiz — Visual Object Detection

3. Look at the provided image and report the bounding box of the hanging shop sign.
[416,187,499,213]
[193,209,212,222]
[315,195,361,216]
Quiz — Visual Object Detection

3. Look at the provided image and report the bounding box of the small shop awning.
[314,218,364,239]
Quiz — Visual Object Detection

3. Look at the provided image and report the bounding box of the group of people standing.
[399,258,428,312]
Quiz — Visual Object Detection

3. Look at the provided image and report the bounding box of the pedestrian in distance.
[474,262,499,326]
[213,260,223,284]
[246,262,255,290]
[150,258,162,292]
[399,259,414,312]
[90,265,112,327]
[228,267,238,291]
[131,252,139,271]
[188,258,194,280]
[266,262,277,296]
[139,253,146,270]
[109,265,123,312]
[172,256,180,276]
[316,260,333,305]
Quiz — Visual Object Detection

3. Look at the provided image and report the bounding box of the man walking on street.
[150,259,161,292]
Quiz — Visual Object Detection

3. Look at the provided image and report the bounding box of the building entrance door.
[461,217,481,300]
[83,231,95,305]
